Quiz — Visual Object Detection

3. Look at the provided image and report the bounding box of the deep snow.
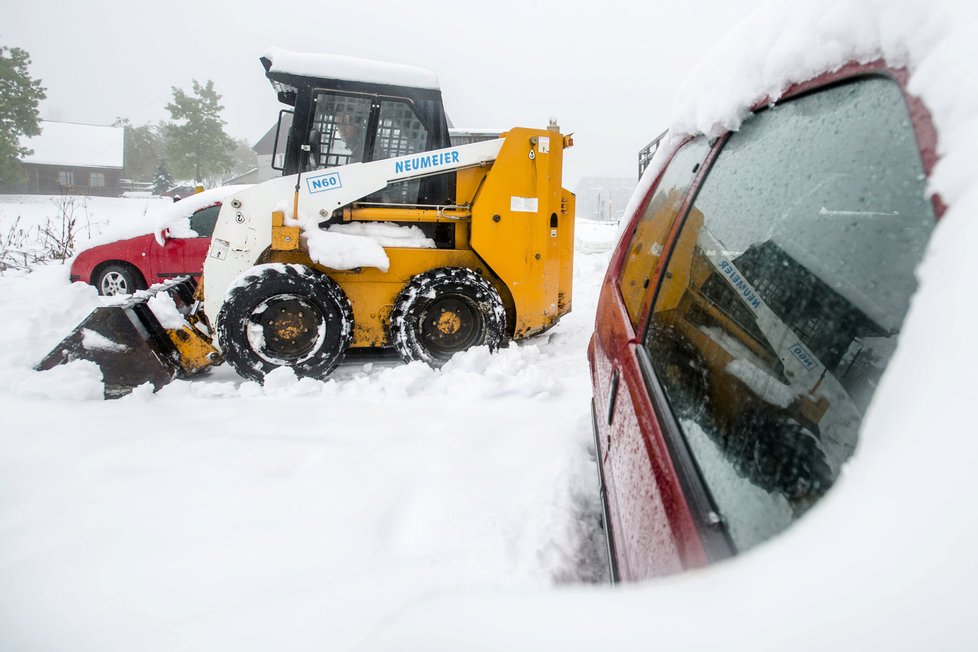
[4,0,978,647]
[0,194,614,650]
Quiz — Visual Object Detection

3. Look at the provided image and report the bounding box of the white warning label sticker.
[210,238,229,260]
[510,196,539,213]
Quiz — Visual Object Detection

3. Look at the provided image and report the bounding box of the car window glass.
[188,205,221,238]
[643,75,935,551]
[619,138,711,328]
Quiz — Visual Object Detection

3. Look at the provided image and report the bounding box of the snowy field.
[4,0,978,648]
[0,194,617,649]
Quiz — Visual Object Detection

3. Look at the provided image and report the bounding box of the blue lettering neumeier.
[395,149,460,176]
[720,259,762,309]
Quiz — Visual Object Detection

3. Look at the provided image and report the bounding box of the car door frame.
[592,59,945,582]
[592,135,731,581]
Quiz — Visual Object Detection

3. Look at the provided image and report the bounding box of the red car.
[70,203,221,295]
[588,61,943,581]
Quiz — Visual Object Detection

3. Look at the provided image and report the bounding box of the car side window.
[618,138,711,328]
[643,75,935,551]
[188,205,221,238]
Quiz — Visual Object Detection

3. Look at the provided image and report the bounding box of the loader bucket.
[35,277,217,399]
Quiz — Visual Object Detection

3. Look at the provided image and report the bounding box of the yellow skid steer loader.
[39,49,575,396]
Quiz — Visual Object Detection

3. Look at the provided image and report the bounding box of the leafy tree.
[163,80,234,184]
[113,117,163,182]
[0,43,47,184]
[152,158,174,195]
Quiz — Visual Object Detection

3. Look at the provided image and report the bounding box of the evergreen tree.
[0,43,47,184]
[163,80,234,184]
[152,158,174,195]
[113,117,163,182]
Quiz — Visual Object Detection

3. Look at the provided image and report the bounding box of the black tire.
[95,263,145,296]
[390,267,506,366]
[217,264,354,382]
[727,411,834,503]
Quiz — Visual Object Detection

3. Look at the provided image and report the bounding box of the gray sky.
[1,0,767,188]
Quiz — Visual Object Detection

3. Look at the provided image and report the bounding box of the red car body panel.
[70,233,210,286]
[70,206,217,288]
[589,205,710,581]
[588,60,943,582]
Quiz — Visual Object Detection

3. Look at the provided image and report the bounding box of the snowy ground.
[5,0,978,649]
[0,195,618,650]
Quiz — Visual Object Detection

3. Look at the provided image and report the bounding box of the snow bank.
[0,215,622,649]
[13,360,104,402]
[155,341,559,403]
[263,47,440,90]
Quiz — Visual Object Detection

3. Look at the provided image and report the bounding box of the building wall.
[21,164,122,197]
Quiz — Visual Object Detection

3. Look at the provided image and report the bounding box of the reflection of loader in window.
[648,208,891,512]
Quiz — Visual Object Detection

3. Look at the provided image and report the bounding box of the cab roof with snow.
[258,47,454,198]
[260,47,444,107]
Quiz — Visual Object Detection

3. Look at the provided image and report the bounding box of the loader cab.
[261,53,455,206]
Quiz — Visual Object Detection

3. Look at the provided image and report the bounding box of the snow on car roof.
[262,47,440,90]
[627,0,975,222]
